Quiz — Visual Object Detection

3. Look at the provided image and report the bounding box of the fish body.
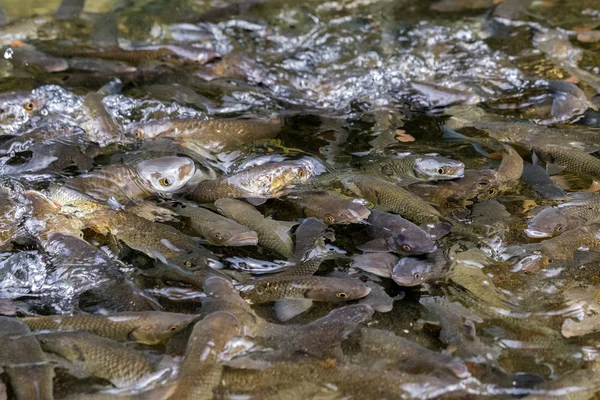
[360,328,469,378]
[493,144,523,192]
[359,209,436,255]
[0,317,55,400]
[18,312,198,344]
[215,199,296,258]
[343,175,443,224]
[526,196,600,238]
[166,202,257,246]
[286,191,371,224]
[392,249,447,286]
[192,159,316,203]
[168,312,242,400]
[521,162,567,200]
[359,154,464,185]
[37,331,156,388]
[533,143,600,180]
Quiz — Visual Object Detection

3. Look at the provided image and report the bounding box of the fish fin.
[274,221,298,241]
[357,238,392,253]
[54,0,85,19]
[274,299,313,321]
[545,162,565,176]
[246,197,267,206]
[396,177,418,186]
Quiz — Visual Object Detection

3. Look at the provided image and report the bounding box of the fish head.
[37,331,85,359]
[305,278,371,302]
[525,208,568,238]
[392,257,431,286]
[392,228,437,256]
[136,157,196,194]
[128,313,199,345]
[214,198,254,220]
[214,226,258,247]
[413,156,465,180]
[330,201,371,224]
[128,120,177,139]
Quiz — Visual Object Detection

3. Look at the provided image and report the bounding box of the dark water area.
[0,0,600,398]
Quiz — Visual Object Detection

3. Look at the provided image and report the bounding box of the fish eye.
[477,181,488,188]
[39,338,48,344]
[402,244,411,252]
[216,207,224,214]
[159,177,173,187]
[556,225,564,232]
[413,272,420,280]
[324,214,335,224]
[297,169,306,178]
[239,262,247,268]
[169,325,178,332]
[437,167,446,174]
[215,233,223,240]
[23,102,35,111]
[488,188,497,195]
[336,292,349,299]
[135,130,143,138]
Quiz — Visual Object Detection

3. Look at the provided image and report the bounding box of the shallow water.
[1,0,600,398]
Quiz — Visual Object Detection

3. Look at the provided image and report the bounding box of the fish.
[227,257,293,274]
[360,328,471,379]
[5,43,68,72]
[539,223,600,262]
[23,190,86,242]
[358,209,436,255]
[237,275,371,321]
[520,161,567,200]
[165,201,258,246]
[342,175,444,225]
[392,249,447,286]
[359,328,469,378]
[215,198,296,259]
[526,196,600,238]
[44,232,157,312]
[430,0,495,12]
[419,296,498,363]
[492,144,523,192]
[89,209,222,270]
[270,304,374,359]
[0,317,55,400]
[167,312,242,400]
[0,122,85,156]
[68,57,137,73]
[192,158,317,204]
[64,156,199,202]
[79,92,123,147]
[408,169,499,209]
[410,82,481,107]
[351,252,399,278]
[129,118,283,159]
[532,142,600,180]
[286,191,371,224]
[37,331,158,388]
[359,153,465,185]
[18,312,198,344]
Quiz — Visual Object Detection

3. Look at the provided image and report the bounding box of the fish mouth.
[524,229,552,238]
[224,231,259,246]
[391,276,419,287]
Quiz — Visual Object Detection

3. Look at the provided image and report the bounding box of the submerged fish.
[342,175,444,225]
[359,209,436,255]
[64,156,198,202]
[360,328,469,378]
[286,191,371,224]
[526,195,600,238]
[539,223,600,262]
[215,198,296,259]
[520,162,567,200]
[192,158,318,204]
[237,275,371,321]
[166,201,258,246]
[37,330,157,388]
[19,312,198,344]
[392,249,447,287]
[359,153,464,185]
[533,142,600,180]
